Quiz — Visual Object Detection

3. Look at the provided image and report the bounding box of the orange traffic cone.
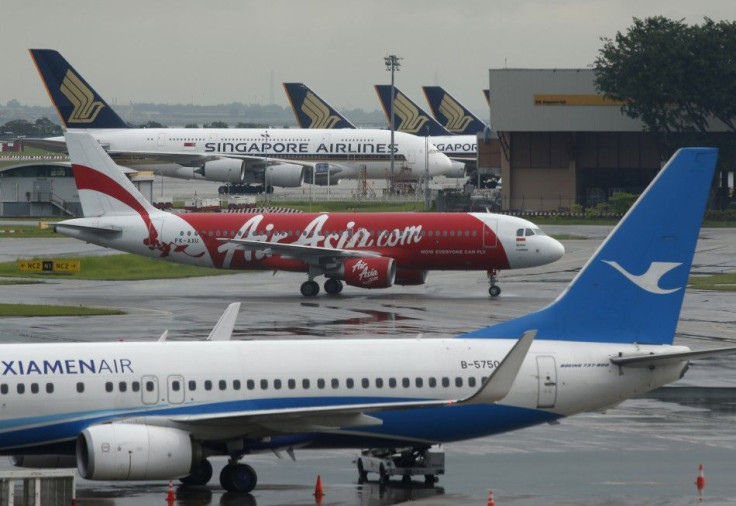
[695,463,705,502]
[314,474,325,498]
[487,489,495,506]
[166,479,176,504]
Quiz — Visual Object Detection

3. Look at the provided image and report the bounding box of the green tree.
[184,123,200,128]
[204,121,229,128]
[33,117,63,136]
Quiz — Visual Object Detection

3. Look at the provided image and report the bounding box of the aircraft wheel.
[424,474,438,485]
[180,459,213,486]
[324,278,343,295]
[379,463,389,483]
[489,285,501,297]
[300,281,320,297]
[220,463,257,493]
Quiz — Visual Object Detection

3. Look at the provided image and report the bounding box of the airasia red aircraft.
[56,133,564,296]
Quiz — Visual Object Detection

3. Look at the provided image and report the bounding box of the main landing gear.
[219,458,258,493]
[487,269,501,297]
[300,278,344,297]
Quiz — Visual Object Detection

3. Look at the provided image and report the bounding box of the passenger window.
[389,378,397,388]
[247,380,255,390]
[188,380,196,391]
[455,377,463,387]
[469,377,477,387]
[331,378,339,389]
[274,379,282,390]
[428,378,437,388]
[31,383,39,394]
[376,378,384,388]
[402,378,410,388]
[132,381,140,392]
[219,380,226,391]
[361,378,369,388]
[119,382,128,392]
[346,378,354,389]
[260,379,268,390]
[415,378,423,388]
[441,377,450,388]
[76,382,84,393]
[317,379,325,389]
[302,379,310,389]
[105,382,113,393]
[46,383,54,394]
[146,381,155,392]
[233,380,241,390]
[288,379,296,389]
[0,384,7,395]
[17,384,25,394]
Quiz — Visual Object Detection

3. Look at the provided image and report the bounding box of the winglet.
[207,303,241,341]
[457,330,536,405]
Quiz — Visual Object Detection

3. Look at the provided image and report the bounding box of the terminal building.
[480,68,731,212]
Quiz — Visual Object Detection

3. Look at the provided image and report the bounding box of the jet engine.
[77,424,200,480]
[337,257,396,289]
[195,158,245,183]
[394,269,428,286]
[446,161,466,179]
[265,163,305,188]
[11,455,77,469]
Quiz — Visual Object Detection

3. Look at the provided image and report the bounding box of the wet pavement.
[1,226,735,505]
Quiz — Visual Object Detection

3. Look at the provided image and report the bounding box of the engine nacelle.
[394,269,428,286]
[445,161,466,178]
[11,455,77,469]
[338,257,396,289]
[197,158,245,183]
[265,163,305,188]
[77,424,199,480]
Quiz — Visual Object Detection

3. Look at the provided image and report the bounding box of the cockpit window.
[532,227,546,236]
[525,228,535,237]
[516,228,524,237]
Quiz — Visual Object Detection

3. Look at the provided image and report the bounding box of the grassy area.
[273,200,426,213]
[0,225,61,239]
[0,253,233,280]
[0,280,44,286]
[0,303,124,317]
[689,273,736,291]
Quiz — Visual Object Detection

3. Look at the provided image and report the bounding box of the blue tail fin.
[282,83,356,129]
[374,85,450,136]
[29,49,128,129]
[462,148,718,344]
[422,86,487,135]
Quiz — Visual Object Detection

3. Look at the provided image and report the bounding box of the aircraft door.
[157,133,165,147]
[167,375,185,404]
[536,356,557,408]
[141,375,159,405]
[482,219,498,249]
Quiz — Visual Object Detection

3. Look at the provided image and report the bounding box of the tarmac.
[1,225,735,505]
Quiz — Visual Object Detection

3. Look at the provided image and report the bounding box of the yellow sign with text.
[18,259,80,273]
[534,94,627,106]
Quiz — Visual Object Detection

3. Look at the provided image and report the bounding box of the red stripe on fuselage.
[177,213,511,272]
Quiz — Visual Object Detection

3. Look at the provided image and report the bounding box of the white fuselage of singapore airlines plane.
[44,127,454,187]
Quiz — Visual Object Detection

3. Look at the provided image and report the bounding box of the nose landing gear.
[487,269,501,297]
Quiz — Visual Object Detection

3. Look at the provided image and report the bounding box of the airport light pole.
[384,54,402,195]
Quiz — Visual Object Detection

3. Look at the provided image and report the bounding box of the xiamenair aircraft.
[8,147,735,494]
[54,133,563,297]
[27,49,455,190]
[374,85,477,169]
[422,86,488,135]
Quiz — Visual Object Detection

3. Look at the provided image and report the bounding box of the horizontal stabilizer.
[207,303,241,341]
[611,346,736,368]
[456,330,536,404]
[54,221,122,234]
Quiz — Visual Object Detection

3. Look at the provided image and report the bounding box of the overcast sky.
[3,0,733,117]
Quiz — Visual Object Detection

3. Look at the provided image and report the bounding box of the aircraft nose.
[546,237,565,263]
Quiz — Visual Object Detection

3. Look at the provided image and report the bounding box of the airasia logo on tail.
[342,257,396,289]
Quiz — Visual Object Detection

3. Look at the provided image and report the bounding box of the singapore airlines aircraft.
[282,82,466,177]
[374,85,477,166]
[7,146,734,494]
[422,86,488,135]
[54,133,563,297]
[28,49,455,190]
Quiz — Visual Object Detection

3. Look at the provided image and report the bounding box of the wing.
[158,331,536,440]
[611,345,736,368]
[217,237,382,263]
